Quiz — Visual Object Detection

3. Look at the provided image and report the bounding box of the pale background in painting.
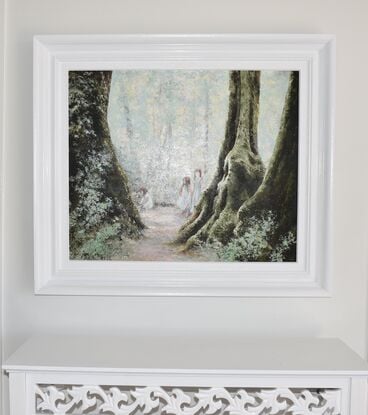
[107,70,288,209]
[1,0,368,411]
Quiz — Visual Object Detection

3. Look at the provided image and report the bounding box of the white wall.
[0,0,5,411]
[2,0,368,404]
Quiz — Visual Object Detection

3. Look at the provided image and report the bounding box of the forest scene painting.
[69,69,299,262]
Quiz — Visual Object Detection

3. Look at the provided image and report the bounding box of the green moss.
[69,71,144,259]
[204,210,296,262]
[176,70,264,246]
[75,223,122,260]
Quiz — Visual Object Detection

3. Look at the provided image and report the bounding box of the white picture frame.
[33,34,335,297]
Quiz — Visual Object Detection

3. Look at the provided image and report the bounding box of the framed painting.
[33,34,335,296]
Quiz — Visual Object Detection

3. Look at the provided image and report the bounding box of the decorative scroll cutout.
[35,385,341,415]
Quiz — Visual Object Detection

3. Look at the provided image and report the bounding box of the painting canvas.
[69,69,299,263]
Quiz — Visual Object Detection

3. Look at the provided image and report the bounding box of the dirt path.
[124,206,211,261]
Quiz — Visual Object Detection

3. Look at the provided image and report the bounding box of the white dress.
[177,185,191,212]
[141,192,154,210]
[190,176,202,212]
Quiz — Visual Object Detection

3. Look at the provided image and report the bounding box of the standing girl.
[191,169,202,213]
[177,176,192,217]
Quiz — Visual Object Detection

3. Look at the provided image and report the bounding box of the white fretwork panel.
[35,385,341,415]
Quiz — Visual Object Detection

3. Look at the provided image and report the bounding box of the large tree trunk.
[235,71,299,261]
[203,83,210,175]
[176,71,265,246]
[69,71,144,258]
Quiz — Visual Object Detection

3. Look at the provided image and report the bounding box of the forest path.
[125,206,212,261]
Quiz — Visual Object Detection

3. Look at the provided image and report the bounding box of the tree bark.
[236,71,299,261]
[69,71,144,255]
[176,70,265,246]
[203,82,210,175]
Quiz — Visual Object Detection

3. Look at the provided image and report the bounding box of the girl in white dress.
[177,176,192,216]
[139,187,154,211]
[190,169,202,213]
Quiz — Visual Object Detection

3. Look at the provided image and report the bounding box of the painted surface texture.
[69,69,298,262]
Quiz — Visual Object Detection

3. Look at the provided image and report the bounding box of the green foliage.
[203,210,296,262]
[73,223,123,260]
[270,231,297,262]
[218,211,275,261]
[70,149,114,230]
[69,71,143,261]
